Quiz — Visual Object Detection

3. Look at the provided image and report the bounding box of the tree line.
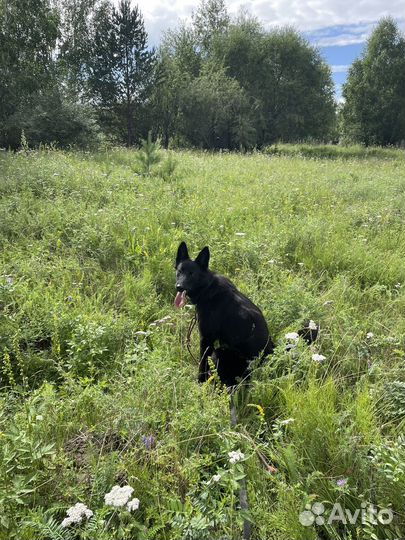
[0,0,404,149]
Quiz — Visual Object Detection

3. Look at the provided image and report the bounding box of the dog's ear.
[195,246,210,270]
[175,241,189,268]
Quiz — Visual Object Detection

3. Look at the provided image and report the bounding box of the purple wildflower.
[141,435,155,450]
[336,478,348,487]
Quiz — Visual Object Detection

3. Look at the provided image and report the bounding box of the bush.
[1,91,102,149]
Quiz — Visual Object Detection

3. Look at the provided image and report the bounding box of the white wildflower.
[308,320,317,331]
[36,415,43,421]
[366,332,374,339]
[212,474,221,482]
[312,353,326,362]
[228,450,245,464]
[279,418,295,425]
[235,232,246,236]
[127,498,140,512]
[285,332,299,342]
[104,485,134,507]
[61,502,93,527]
[151,315,172,326]
[61,517,73,528]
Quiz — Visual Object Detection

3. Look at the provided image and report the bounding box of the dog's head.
[174,242,211,307]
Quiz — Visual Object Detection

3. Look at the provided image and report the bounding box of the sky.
[133,0,404,102]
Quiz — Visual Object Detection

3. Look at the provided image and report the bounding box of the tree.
[179,64,256,149]
[192,0,229,54]
[87,0,155,145]
[341,18,405,146]
[58,0,98,99]
[259,28,335,142]
[152,23,202,148]
[113,0,155,146]
[161,23,201,78]
[0,0,59,146]
[212,24,336,144]
[150,52,183,148]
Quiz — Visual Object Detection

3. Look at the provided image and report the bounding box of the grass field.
[1,146,405,539]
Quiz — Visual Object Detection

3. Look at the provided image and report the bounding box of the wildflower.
[135,331,148,336]
[212,474,221,482]
[235,232,246,236]
[228,450,245,464]
[149,315,172,327]
[36,415,43,421]
[336,478,348,487]
[308,320,318,331]
[105,485,134,507]
[279,418,295,425]
[127,498,140,512]
[269,259,276,264]
[312,353,326,362]
[285,332,299,341]
[366,332,374,339]
[141,435,155,450]
[61,502,93,527]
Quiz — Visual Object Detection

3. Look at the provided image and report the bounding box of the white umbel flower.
[104,485,134,507]
[312,353,326,362]
[228,450,245,464]
[308,320,317,330]
[211,474,221,482]
[366,332,374,339]
[127,498,140,512]
[61,502,93,527]
[285,332,299,341]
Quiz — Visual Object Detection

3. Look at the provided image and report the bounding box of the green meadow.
[0,146,404,539]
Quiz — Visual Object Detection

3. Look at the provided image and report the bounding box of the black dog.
[175,242,318,386]
[175,242,278,386]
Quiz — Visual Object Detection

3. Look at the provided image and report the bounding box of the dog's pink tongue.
[174,291,187,309]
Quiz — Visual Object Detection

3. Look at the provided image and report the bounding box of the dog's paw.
[198,373,208,384]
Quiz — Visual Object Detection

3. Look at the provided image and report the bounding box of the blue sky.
[133,0,404,102]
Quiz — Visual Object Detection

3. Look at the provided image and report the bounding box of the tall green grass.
[0,146,404,539]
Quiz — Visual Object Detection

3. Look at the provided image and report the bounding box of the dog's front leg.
[198,337,213,383]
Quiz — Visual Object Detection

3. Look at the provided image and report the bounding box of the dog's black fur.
[175,242,276,386]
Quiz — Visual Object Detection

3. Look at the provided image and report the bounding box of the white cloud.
[331,65,349,72]
[133,0,405,47]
